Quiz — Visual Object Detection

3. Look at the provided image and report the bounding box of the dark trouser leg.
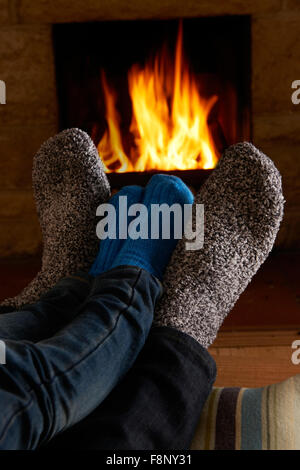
[0,272,92,342]
[0,266,161,450]
[46,326,216,450]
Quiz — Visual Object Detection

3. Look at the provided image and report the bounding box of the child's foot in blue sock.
[90,185,144,276]
[110,174,194,280]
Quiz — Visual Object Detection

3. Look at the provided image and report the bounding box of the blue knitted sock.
[90,185,144,276]
[110,174,194,280]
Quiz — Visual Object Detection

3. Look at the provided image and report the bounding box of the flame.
[97,22,219,172]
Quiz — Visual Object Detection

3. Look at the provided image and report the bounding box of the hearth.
[53,16,251,188]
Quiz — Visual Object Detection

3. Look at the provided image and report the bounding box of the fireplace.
[0,0,299,392]
[0,0,299,256]
[53,16,251,188]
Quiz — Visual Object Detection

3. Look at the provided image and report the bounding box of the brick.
[0,191,36,218]
[276,208,300,250]
[17,0,281,23]
[0,216,41,257]
[283,0,300,10]
[0,125,57,189]
[252,138,300,249]
[253,115,300,242]
[0,0,9,24]
[253,137,300,185]
[253,113,300,144]
[0,25,58,125]
[252,14,300,114]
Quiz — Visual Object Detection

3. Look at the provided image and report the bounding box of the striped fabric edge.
[191,387,241,450]
[240,387,263,449]
[191,387,262,450]
[261,375,300,450]
[214,387,240,449]
[191,375,300,451]
[191,386,263,450]
[190,387,223,450]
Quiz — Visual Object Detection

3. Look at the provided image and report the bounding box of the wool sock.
[0,128,111,311]
[110,174,194,281]
[89,185,144,276]
[154,142,285,347]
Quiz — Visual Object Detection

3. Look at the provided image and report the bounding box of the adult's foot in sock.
[154,142,285,347]
[90,185,144,277]
[111,174,194,281]
[1,128,111,311]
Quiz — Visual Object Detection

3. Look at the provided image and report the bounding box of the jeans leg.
[0,272,92,342]
[0,266,161,450]
[46,326,216,450]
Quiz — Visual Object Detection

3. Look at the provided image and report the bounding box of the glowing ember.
[97,22,219,173]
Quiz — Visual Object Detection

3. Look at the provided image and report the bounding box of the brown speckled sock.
[1,128,110,310]
[154,142,285,348]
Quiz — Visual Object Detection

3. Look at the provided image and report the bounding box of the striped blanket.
[191,374,300,450]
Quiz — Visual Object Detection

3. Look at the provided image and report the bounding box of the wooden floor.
[0,251,299,388]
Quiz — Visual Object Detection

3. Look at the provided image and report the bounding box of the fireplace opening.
[53,16,251,188]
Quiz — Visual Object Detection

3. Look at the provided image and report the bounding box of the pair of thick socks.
[1,128,285,350]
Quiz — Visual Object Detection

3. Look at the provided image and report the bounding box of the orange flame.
[97,22,219,172]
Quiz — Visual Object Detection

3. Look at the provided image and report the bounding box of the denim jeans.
[46,326,217,450]
[0,266,162,449]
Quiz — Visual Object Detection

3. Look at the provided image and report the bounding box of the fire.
[97,22,219,173]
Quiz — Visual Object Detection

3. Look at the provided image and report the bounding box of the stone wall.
[0,0,299,257]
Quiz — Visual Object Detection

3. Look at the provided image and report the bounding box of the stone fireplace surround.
[0,0,300,258]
